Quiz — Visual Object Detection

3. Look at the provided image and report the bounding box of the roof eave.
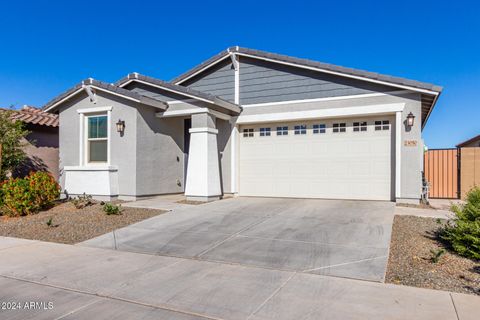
[456,134,480,148]
[119,73,242,115]
[43,79,168,112]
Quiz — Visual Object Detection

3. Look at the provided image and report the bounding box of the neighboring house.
[43,47,442,203]
[456,134,480,148]
[11,106,59,179]
[457,134,480,198]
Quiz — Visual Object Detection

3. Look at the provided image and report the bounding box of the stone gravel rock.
[386,215,480,295]
[0,201,166,244]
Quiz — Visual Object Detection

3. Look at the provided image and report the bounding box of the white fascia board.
[77,106,113,114]
[241,90,410,108]
[120,78,214,105]
[44,88,84,112]
[174,54,231,85]
[156,108,231,121]
[422,93,440,130]
[236,53,440,96]
[236,103,405,124]
[45,85,143,113]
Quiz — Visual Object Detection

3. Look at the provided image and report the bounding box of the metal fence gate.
[424,149,459,199]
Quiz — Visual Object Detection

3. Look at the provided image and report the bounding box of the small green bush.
[1,171,60,217]
[441,186,480,260]
[103,202,122,215]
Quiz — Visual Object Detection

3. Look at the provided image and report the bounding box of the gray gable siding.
[182,59,235,102]
[239,57,395,105]
[126,82,188,102]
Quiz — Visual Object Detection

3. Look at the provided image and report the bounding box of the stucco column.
[185,112,222,201]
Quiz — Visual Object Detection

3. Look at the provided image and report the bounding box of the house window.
[276,126,288,136]
[333,123,346,133]
[313,124,326,134]
[375,120,390,131]
[260,127,271,136]
[353,122,367,132]
[87,115,108,163]
[294,125,307,135]
[243,128,254,137]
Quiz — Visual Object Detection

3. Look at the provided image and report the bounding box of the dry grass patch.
[386,215,480,295]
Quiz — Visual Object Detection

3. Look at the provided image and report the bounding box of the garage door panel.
[239,117,392,200]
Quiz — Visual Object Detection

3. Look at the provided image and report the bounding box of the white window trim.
[77,106,113,114]
[79,107,112,166]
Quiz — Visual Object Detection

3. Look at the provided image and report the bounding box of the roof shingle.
[11,106,59,127]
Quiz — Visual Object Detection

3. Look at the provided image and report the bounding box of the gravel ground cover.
[386,215,480,295]
[0,201,166,244]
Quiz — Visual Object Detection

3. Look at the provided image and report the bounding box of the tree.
[0,108,30,180]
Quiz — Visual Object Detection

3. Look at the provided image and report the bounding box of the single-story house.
[43,47,442,203]
[11,106,59,179]
[456,134,480,148]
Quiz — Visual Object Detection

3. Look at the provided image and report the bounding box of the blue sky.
[0,0,478,148]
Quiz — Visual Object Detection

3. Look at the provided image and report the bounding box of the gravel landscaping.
[0,201,166,244]
[386,215,480,295]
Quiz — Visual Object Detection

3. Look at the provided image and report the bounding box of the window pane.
[97,116,108,138]
[88,116,108,138]
[88,117,97,138]
[89,140,107,162]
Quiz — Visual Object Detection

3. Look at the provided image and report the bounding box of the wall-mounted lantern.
[116,119,125,134]
[406,112,415,127]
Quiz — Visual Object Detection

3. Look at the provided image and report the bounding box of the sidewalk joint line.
[302,255,388,273]
[196,216,270,257]
[54,299,101,320]
[246,272,297,320]
[0,274,219,320]
[449,293,460,320]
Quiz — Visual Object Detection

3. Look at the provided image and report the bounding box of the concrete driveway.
[82,197,394,282]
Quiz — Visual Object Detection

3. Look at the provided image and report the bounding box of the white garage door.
[239,116,393,201]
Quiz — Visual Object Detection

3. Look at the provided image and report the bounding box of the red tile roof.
[11,106,59,128]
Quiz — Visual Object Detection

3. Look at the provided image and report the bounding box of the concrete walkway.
[0,236,478,320]
[122,194,192,211]
[395,205,453,219]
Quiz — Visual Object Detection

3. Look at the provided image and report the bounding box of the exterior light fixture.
[406,112,415,127]
[116,119,125,133]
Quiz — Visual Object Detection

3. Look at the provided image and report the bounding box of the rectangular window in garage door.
[333,123,346,133]
[276,126,288,136]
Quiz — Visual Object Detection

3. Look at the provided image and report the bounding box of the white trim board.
[395,111,402,198]
[236,103,405,124]
[241,90,411,108]
[174,55,231,85]
[118,79,214,105]
[77,106,112,114]
[156,108,231,121]
[44,88,84,112]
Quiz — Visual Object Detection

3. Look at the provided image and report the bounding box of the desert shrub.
[441,187,480,260]
[1,171,60,216]
[103,202,122,215]
[71,193,94,209]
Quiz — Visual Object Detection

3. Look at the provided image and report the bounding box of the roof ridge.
[171,46,443,93]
